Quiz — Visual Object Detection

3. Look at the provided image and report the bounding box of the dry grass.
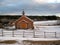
[23,40,60,44]
[0,40,17,44]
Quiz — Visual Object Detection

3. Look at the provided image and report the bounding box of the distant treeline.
[0,15,60,28]
[0,15,59,21]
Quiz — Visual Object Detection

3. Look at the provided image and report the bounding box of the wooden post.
[2,29,3,37]
[23,31,25,38]
[44,32,46,38]
[12,30,14,37]
[33,30,35,38]
[55,32,56,38]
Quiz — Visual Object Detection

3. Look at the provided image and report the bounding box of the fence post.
[33,30,35,38]
[2,29,4,37]
[12,30,14,37]
[55,32,56,38]
[23,31,25,38]
[44,32,46,38]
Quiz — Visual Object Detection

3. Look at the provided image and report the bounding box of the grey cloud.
[0,0,60,15]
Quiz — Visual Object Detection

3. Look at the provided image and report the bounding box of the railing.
[0,29,60,38]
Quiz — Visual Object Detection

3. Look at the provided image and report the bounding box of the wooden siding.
[15,15,34,29]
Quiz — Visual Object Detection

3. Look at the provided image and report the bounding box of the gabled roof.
[15,11,33,24]
[15,15,33,23]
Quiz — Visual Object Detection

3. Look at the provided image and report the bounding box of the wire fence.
[0,29,60,38]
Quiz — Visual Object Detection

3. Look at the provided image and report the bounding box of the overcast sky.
[0,0,60,16]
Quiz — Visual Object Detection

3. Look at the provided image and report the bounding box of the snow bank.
[0,37,60,41]
[34,20,59,26]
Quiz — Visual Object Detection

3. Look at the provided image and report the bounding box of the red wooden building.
[15,11,34,29]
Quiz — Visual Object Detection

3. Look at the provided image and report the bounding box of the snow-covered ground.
[34,20,60,26]
[0,26,60,38]
[0,20,60,45]
[0,20,60,38]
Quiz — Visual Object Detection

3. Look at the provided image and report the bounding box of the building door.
[20,21,28,29]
